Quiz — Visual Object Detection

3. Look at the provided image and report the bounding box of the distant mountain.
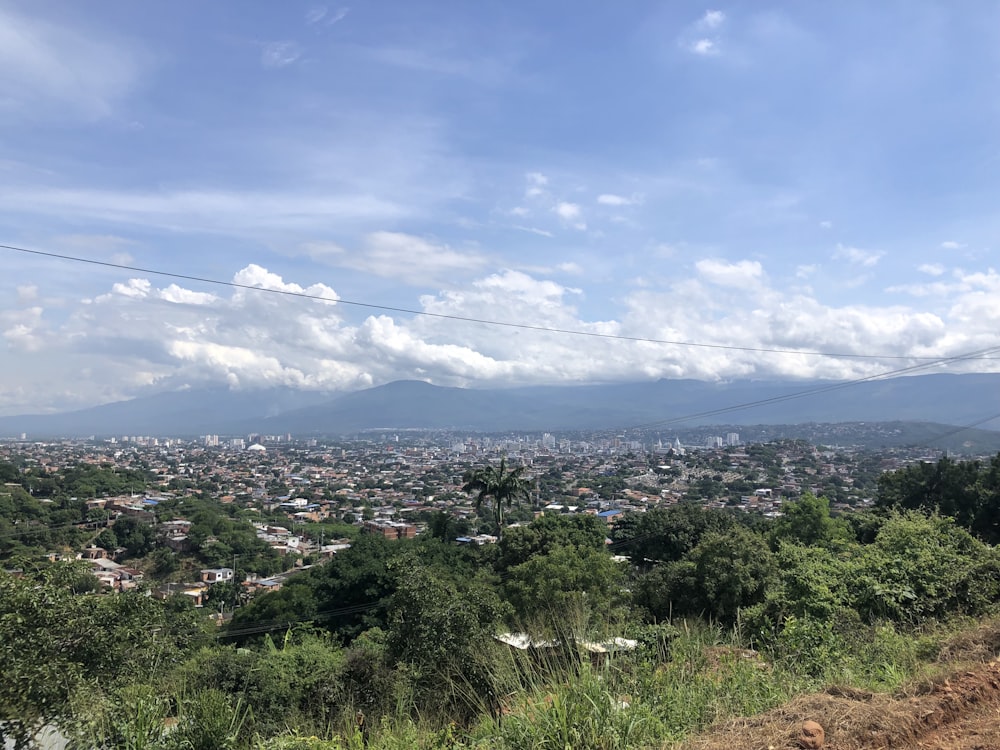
[258,374,1000,434]
[2,373,999,439]
[0,388,333,438]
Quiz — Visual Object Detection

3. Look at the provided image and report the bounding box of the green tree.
[637,526,776,626]
[462,457,531,539]
[848,512,1000,623]
[771,492,848,548]
[610,503,737,565]
[385,562,508,719]
[503,545,627,634]
[497,513,607,571]
[111,515,155,558]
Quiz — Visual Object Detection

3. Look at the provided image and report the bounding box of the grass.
[70,616,994,750]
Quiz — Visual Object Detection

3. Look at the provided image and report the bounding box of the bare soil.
[680,622,1000,750]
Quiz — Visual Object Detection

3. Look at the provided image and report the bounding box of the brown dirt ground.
[679,622,1000,750]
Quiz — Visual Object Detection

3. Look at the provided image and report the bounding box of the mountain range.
[1,373,999,439]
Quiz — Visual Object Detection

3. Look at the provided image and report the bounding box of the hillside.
[3,373,1000,438]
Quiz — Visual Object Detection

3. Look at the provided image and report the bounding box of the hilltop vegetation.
[4,454,1000,748]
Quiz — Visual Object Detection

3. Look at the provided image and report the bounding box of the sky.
[3,0,1000,415]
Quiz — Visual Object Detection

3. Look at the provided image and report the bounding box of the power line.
[0,241,956,362]
[624,344,1000,431]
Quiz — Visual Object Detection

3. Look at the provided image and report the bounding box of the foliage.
[0,564,207,748]
[638,526,776,626]
[609,503,738,565]
[770,492,849,548]
[848,511,1000,623]
[503,544,628,634]
[876,454,1000,543]
[497,512,607,571]
[462,458,531,538]
[385,560,509,719]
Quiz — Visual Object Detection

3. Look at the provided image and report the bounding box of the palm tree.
[462,457,531,539]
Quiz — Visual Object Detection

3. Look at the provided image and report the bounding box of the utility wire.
[624,344,1000,431]
[0,242,957,361]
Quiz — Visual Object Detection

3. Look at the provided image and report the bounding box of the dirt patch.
[679,660,1000,750]
[936,620,1000,666]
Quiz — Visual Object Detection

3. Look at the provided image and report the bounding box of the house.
[362,519,416,540]
[200,567,235,584]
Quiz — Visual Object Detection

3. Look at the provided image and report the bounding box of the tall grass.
[72,616,961,750]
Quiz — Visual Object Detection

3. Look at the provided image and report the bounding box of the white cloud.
[305,6,329,24]
[1,306,47,352]
[16,285,39,304]
[551,202,586,230]
[10,257,1000,414]
[0,5,144,120]
[1,186,409,233]
[919,263,946,276]
[512,225,554,238]
[328,8,350,25]
[525,172,549,198]
[696,259,764,287]
[309,232,488,286]
[689,39,719,56]
[819,220,833,229]
[940,240,964,250]
[597,193,641,207]
[833,244,884,267]
[795,264,818,279]
[699,10,726,30]
[681,10,726,57]
[553,202,581,221]
[261,41,303,69]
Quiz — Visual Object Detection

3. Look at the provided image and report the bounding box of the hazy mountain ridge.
[1,373,999,439]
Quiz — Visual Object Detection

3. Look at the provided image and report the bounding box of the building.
[200,567,235,584]
[362,519,416,540]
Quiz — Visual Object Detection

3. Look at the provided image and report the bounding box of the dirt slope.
[681,660,1000,750]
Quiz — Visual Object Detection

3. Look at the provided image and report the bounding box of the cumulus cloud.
[919,263,946,276]
[1,306,47,352]
[689,39,718,56]
[696,259,764,287]
[525,172,549,198]
[16,285,39,304]
[699,10,726,30]
[553,202,581,221]
[6,258,1000,414]
[682,10,726,56]
[941,240,964,250]
[833,244,884,267]
[553,202,586,230]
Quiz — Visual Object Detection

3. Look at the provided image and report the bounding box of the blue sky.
[2,0,1000,414]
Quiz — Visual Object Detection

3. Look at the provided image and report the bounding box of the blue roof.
[597,509,623,518]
